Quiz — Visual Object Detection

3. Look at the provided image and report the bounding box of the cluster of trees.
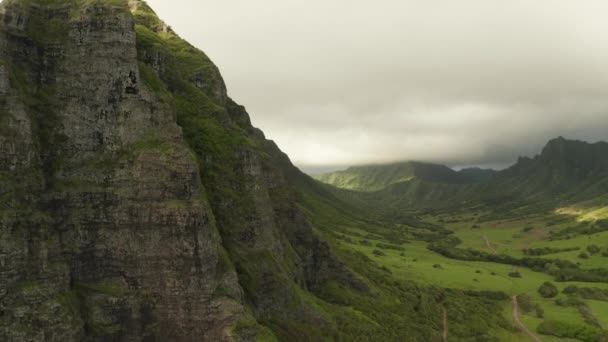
[517,294,544,318]
[537,320,603,342]
[523,246,579,256]
[376,243,405,251]
[428,235,608,282]
[538,282,558,298]
[461,290,509,301]
[550,219,608,240]
[563,285,608,301]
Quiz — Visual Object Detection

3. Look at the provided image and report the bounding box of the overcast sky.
[147,0,608,174]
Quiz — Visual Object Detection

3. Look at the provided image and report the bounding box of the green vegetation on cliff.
[3,1,608,341]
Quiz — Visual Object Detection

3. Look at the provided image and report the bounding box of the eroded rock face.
[0,1,244,341]
[0,1,367,341]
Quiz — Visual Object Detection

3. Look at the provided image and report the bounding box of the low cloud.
[147,0,608,172]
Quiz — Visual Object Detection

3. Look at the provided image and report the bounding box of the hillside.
[0,1,513,341]
[309,138,608,342]
[315,161,484,192]
[2,1,607,341]
[0,0,367,340]
[321,138,608,217]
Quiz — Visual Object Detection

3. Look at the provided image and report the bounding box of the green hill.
[315,161,483,191]
[319,138,608,216]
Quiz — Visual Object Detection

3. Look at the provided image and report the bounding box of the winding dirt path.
[483,235,497,254]
[442,305,448,342]
[512,295,542,342]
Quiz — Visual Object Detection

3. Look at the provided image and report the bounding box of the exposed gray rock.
[0,1,367,341]
[0,1,245,341]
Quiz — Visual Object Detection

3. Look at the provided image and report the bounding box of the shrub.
[372,249,385,257]
[462,290,509,300]
[517,294,534,313]
[578,252,589,259]
[379,265,392,274]
[562,286,608,301]
[538,282,559,298]
[587,245,601,255]
[523,247,579,256]
[535,305,544,318]
[376,243,405,252]
[537,320,602,342]
[433,264,443,269]
[555,297,584,307]
[508,271,522,278]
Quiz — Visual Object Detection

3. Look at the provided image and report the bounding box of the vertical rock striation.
[1,0,242,340]
[0,1,366,341]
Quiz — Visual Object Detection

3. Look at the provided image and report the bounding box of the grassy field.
[439,212,608,270]
[332,209,608,341]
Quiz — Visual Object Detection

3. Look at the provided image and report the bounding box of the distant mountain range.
[315,161,496,191]
[316,137,608,214]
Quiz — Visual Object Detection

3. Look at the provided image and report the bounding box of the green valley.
[308,137,608,341]
[1,0,606,341]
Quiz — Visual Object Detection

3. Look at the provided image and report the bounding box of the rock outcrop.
[0,1,365,341]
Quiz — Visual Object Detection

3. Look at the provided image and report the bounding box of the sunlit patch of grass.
[555,205,608,223]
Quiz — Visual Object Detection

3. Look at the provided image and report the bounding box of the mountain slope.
[316,161,477,192]
[496,137,608,200]
[0,1,547,341]
[322,137,608,218]
[0,1,367,340]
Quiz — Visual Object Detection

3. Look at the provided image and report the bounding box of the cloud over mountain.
[148,0,608,171]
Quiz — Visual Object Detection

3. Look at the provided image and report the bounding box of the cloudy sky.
[147,0,608,174]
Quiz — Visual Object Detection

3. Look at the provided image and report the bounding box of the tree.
[518,294,535,313]
[538,282,559,298]
[587,245,600,255]
[535,305,545,318]
[508,271,522,278]
[372,249,385,256]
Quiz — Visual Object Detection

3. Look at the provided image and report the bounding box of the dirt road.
[512,295,542,342]
[483,235,497,254]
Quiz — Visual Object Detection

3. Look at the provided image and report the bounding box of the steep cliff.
[0,0,366,341]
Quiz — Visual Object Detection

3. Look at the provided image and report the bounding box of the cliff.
[0,1,365,340]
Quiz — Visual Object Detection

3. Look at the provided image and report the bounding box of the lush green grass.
[587,300,608,328]
[422,210,608,340]
[445,213,608,271]
[322,203,608,341]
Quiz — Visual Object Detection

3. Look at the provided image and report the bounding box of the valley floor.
[319,203,608,341]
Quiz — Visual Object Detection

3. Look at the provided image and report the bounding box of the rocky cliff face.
[0,1,364,341]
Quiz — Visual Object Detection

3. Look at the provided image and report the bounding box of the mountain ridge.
[318,137,608,191]
[317,137,608,217]
[315,160,493,192]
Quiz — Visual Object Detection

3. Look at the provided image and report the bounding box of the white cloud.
[147,0,608,170]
